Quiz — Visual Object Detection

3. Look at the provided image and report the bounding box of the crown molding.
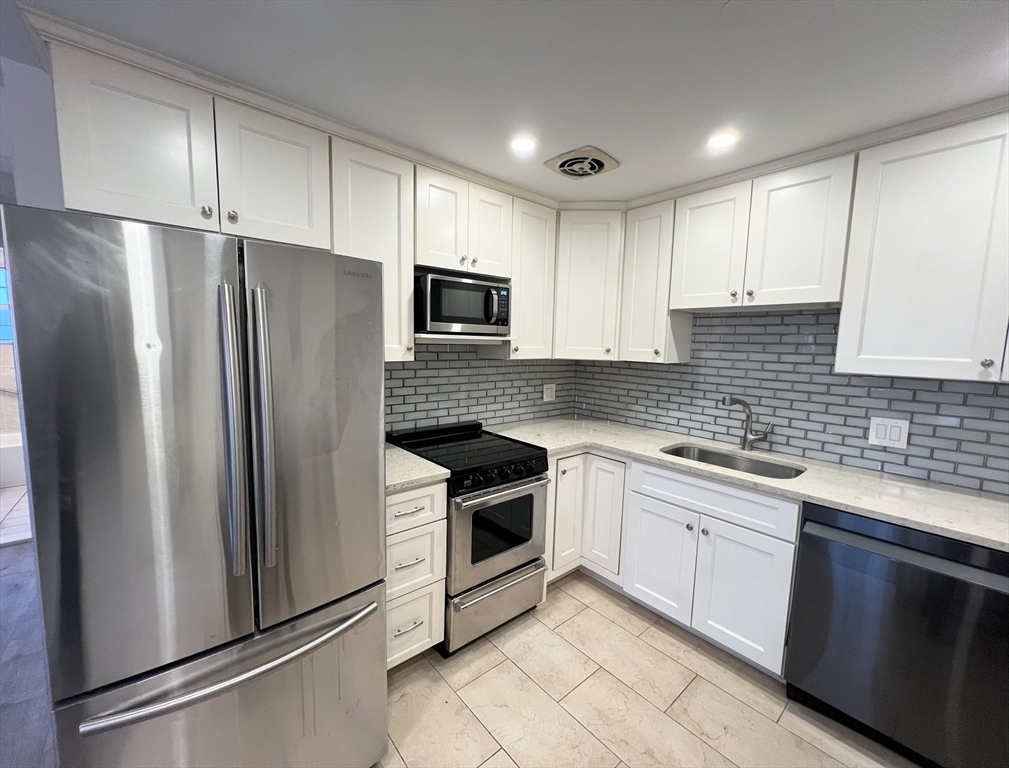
[628,95,1009,208]
[19,5,561,210]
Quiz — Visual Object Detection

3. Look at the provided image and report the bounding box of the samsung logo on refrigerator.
[343,269,374,279]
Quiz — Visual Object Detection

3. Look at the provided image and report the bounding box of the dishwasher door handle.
[802,520,1009,594]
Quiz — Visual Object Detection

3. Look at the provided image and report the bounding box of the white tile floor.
[0,484,31,546]
[382,572,917,768]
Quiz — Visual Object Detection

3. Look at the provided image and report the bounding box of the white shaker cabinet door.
[622,492,698,625]
[215,100,331,248]
[669,181,751,310]
[554,211,623,360]
[416,167,469,271]
[743,155,855,306]
[510,199,557,359]
[619,201,691,363]
[552,455,585,570]
[836,114,1009,381]
[468,184,512,277]
[691,516,794,674]
[581,455,626,575]
[50,44,219,231]
[331,137,415,361]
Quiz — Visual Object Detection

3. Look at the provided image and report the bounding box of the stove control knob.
[470,474,484,488]
[498,467,512,481]
[524,461,536,475]
[513,464,526,477]
[480,470,496,485]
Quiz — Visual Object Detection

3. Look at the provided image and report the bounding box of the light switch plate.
[867,417,909,449]
[543,383,556,402]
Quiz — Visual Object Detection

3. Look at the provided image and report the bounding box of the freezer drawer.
[55,583,387,768]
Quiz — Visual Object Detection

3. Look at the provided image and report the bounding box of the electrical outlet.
[867,417,909,449]
[543,383,556,402]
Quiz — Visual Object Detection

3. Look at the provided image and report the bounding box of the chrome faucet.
[720,395,771,451]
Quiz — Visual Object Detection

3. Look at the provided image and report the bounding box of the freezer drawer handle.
[252,286,278,569]
[455,562,547,612]
[394,557,427,570]
[78,600,379,737]
[218,285,248,577]
[394,505,425,518]
[393,620,425,637]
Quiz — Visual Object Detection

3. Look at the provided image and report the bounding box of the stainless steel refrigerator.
[0,204,387,767]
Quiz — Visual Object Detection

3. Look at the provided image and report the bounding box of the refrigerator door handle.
[218,285,248,577]
[77,600,379,737]
[252,286,278,569]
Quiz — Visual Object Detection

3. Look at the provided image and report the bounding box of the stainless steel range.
[387,422,549,652]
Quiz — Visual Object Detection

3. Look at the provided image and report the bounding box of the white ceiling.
[17,0,1009,201]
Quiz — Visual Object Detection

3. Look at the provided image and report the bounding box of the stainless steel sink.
[661,444,807,479]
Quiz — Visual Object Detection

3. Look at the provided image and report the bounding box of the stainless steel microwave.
[415,269,510,336]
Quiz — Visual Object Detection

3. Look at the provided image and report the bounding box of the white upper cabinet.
[618,201,691,363]
[331,137,415,362]
[836,114,1009,380]
[215,100,331,248]
[416,167,469,271]
[468,185,513,276]
[743,155,855,306]
[622,492,698,626]
[669,181,751,309]
[416,169,512,277]
[510,199,557,359]
[581,455,626,576]
[554,211,623,360]
[51,44,219,231]
[691,515,794,674]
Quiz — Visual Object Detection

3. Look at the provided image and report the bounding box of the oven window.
[431,279,491,325]
[471,496,534,565]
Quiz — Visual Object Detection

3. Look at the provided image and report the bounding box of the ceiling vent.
[544,146,619,179]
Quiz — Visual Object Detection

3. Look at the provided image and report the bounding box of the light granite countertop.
[384,416,1008,550]
[488,416,1009,552]
[385,444,449,494]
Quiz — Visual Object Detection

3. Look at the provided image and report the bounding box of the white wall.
[0,55,64,210]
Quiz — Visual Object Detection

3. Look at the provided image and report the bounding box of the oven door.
[448,476,548,595]
[423,273,509,336]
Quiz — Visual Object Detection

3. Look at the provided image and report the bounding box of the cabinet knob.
[701,528,709,536]
[471,257,478,266]
[746,289,755,298]
[730,290,738,299]
[981,358,995,369]
[686,523,694,531]
[513,346,519,352]
[653,348,660,355]
[460,256,467,265]
[227,210,239,223]
[200,205,213,218]
[406,344,413,352]
[561,469,567,475]
[605,347,611,354]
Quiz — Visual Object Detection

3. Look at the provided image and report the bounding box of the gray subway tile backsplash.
[385,309,1008,495]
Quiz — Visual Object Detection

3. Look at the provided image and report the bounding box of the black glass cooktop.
[387,422,545,473]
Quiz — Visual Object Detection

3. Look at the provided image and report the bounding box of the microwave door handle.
[488,289,500,325]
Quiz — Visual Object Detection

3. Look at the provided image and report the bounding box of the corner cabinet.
[836,114,1009,381]
[580,455,626,577]
[618,201,691,363]
[51,44,219,231]
[551,455,585,572]
[416,168,512,277]
[331,137,415,362]
[554,211,623,360]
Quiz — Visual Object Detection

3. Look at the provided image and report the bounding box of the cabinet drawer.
[386,580,445,669]
[630,462,799,541]
[386,483,447,535]
[386,520,447,601]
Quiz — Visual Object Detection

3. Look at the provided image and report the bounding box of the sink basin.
[661,444,807,480]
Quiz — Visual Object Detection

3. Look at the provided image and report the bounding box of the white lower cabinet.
[386,520,447,601]
[581,455,626,575]
[386,580,445,669]
[552,455,585,571]
[691,515,794,674]
[623,492,698,625]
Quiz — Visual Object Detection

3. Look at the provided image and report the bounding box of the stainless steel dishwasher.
[785,503,1008,768]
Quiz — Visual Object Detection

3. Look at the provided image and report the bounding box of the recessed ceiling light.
[510,136,537,155]
[707,131,739,149]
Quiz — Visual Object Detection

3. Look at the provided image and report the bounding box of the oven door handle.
[453,477,551,511]
[454,562,547,611]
